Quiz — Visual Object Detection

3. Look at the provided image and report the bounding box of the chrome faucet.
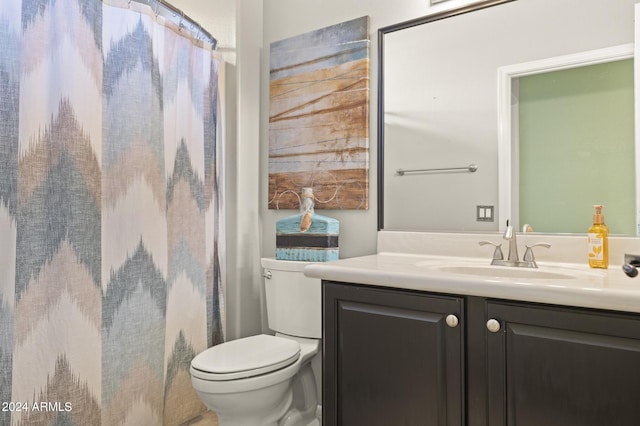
[479,220,550,268]
[503,220,519,262]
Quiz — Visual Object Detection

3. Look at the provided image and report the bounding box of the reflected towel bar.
[396,163,478,176]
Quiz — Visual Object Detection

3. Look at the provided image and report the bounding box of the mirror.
[378,0,637,233]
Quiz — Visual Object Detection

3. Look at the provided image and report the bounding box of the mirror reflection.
[498,51,634,235]
[379,0,637,234]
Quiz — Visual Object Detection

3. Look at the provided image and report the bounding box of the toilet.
[190,258,321,426]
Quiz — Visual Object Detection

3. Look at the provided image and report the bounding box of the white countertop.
[303,231,640,314]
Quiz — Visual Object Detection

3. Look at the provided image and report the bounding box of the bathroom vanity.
[305,232,640,426]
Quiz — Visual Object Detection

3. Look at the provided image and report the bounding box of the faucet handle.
[479,240,504,260]
[523,243,551,263]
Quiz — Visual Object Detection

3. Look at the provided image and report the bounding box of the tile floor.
[181,411,219,426]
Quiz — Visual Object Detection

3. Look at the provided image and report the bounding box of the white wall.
[230,0,265,339]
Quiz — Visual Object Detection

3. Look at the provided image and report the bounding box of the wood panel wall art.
[268,16,370,210]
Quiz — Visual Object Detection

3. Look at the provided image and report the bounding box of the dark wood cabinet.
[486,300,640,426]
[323,281,464,426]
[323,281,640,426]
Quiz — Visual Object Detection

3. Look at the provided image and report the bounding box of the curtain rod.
[130,0,218,49]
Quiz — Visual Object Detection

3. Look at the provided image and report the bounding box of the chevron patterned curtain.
[0,0,225,425]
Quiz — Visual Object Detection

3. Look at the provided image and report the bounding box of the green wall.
[518,58,634,234]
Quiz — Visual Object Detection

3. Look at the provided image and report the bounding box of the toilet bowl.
[190,259,321,426]
[190,334,319,426]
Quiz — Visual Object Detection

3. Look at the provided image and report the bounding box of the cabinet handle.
[486,318,501,333]
[446,314,459,328]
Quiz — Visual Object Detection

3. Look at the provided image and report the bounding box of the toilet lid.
[191,334,301,381]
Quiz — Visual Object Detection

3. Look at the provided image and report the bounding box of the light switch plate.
[476,205,494,222]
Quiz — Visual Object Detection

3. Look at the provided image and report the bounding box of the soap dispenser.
[588,205,609,269]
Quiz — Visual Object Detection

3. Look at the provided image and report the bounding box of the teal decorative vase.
[276,188,339,261]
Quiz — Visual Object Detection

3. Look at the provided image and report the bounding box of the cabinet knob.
[486,318,501,333]
[446,314,459,328]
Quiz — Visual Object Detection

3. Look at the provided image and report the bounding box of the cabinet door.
[487,301,640,426]
[323,282,464,426]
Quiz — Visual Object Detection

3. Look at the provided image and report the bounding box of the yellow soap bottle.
[588,205,609,269]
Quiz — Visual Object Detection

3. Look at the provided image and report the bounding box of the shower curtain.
[0,0,225,425]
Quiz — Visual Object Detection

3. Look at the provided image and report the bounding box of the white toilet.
[190,258,321,426]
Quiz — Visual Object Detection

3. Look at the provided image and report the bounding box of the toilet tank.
[261,258,321,339]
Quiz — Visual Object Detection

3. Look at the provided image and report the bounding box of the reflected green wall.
[518,59,634,234]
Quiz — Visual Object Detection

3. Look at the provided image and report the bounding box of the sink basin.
[413,257,606,282]
[433,265,576,280]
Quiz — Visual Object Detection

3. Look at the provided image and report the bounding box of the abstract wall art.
[268,16,370,210]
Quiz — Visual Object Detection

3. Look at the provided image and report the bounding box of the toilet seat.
[191,334,301,381]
